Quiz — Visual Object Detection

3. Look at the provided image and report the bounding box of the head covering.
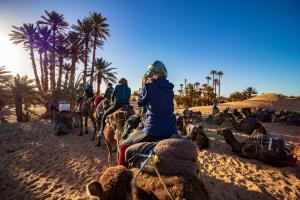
[144,60,168,78]
[108,82,113,87]
[118,78,127,85]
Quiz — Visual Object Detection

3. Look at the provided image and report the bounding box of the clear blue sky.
[0,0,299,96]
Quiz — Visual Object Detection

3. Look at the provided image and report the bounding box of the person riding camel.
[104,82,114,100]
[76,83,94,111]
[118,60,177,166]
[98,78,131,137]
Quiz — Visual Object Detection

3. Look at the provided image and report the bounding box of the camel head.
[218,128,243,153]
[112,111,128,137]
[86,166,133,200]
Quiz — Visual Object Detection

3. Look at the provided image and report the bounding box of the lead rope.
[133,152,175,200]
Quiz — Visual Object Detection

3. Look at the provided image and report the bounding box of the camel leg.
[91,117,97,141]
[79,115,83,136]
[85,117,89,135]
[105,139,113,166]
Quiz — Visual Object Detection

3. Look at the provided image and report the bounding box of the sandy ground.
[0,93,299,199]
[0,120,299,200]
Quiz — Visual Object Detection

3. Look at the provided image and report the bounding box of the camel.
[184,124,210,149]
[79,97,97,140]
[87,139,208,200]
[218,128,297,167]
[103,105,134,166]
[54,110,74,136]
[273,110,300,126]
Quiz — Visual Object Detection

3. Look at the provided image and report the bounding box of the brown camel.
[79,97,97,140]
[103,105,134,166]
[87,139,207,199]
[218,128,297,167]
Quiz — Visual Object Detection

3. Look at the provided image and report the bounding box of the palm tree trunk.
[29,45,42,92]
[50,31,56,91]
[90,32,98,85]
[39,51,44,90]
[68,55,77,89]
[64,70,69,88]
[83,38,89,86]
[43,51,49,91]
[56,56,63,90]
[15,95,23,122]
[218,76,221,97]
[96,76,101,96]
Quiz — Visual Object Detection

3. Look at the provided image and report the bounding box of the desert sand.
[0,94,299,199]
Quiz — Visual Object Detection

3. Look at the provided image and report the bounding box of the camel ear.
[86,180,103,198]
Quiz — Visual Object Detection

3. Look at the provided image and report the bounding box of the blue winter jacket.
[111,84,131,105]
[138,78,177,137]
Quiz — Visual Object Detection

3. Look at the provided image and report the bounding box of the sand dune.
[0,120,299,199]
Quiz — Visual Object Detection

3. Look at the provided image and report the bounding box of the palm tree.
[9,23,42,92]
[243,87,257,99]
[38,10,69,91]
[56,33,68,90]
[73,18,93,86]
[91,58,117,95]
[61,74,84,109]
[0,66,11,110]
[65,31,82,89]
[205,76,211,85]
[213,78,219,96]
[194,82,200,91]
[179,84,184,96]
[36,25,51,91]
[229,91,244,101]
[210,70,217,90]
[7,74,38,122]
[89,12,110,85]
[184,78,187,89]
[217,71,223,97]
[63,62,71,88]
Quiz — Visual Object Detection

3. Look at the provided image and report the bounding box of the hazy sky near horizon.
[0,0,299,96]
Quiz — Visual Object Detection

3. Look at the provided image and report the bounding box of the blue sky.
[0,0,299,96]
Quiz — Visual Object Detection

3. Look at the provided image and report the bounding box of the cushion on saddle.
[125,138,198,176]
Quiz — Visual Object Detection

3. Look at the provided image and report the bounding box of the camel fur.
[86,165,208,200]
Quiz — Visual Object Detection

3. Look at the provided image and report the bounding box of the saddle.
[125,136,198,176]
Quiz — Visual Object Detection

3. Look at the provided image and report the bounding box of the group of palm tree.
[176,70,224,107]
[229,87,258,101]
[9,10,117,100]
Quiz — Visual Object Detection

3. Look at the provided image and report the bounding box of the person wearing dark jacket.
[118,60,177,166]
[104,83,114,100]
[98,78,131,136]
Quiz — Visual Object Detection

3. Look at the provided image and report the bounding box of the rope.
[133,152,175,200]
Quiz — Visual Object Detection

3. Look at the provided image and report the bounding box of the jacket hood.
[152,78,174,92]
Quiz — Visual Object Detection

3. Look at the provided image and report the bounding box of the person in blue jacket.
[118,60,177,166]
[98,78,131,136]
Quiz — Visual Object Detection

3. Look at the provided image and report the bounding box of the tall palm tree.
[213,78,219,96]
[179,84,184,96]
[9,23,42,92]
[7,74,38,122]
[205,76,211,85]
[184,78,187,89]
[217,71,223,97]
[38,10,68,91]
[72,18,93,86]
[194,82,200,91]
[63,62,71,88]
[65,31,82,89]
[91,58,117,95]
[210,70,217,90]
[89,12,110,85]
[56,33,68,90]
[36,25,51,91]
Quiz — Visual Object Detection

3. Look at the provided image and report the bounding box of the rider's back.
[138,78,176,137]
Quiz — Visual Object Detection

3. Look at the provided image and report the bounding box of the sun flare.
[0,33,22,72]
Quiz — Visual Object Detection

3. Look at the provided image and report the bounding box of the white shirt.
[59,103,70,111]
